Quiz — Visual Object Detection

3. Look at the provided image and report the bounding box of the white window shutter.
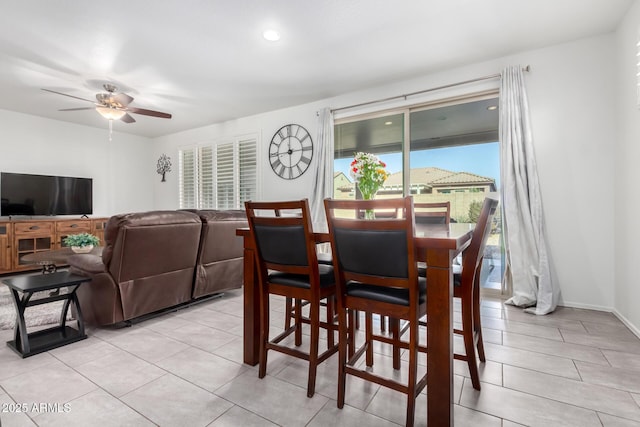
[216,142,235,210]
[179,136,257,210]
[238,138,257,206]
[178,148,197,209]
[199,146,215,209]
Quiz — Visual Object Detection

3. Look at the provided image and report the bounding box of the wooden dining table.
[236,222,474,427]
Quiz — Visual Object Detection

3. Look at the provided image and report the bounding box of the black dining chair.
[378,201,452,333]
[417,196,499,390]
[324,196,425,427]
[245,199,338,398]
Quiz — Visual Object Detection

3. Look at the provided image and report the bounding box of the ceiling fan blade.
[127,107,172,119]
[120,113,136,123]
[42,88,95,104]
[113,93,134,106]
[59,107,94,111]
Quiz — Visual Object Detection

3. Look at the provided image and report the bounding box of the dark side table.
[2,271,90,358]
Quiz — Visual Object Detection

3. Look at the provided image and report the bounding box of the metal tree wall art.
[157,154,172,182]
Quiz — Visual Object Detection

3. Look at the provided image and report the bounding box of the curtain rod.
[329,65,530,114]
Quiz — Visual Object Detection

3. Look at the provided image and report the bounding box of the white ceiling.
[0,0,632,138]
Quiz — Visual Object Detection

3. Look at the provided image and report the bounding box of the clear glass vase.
[359,183,378,219]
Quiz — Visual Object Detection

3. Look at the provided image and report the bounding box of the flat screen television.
[0,172,93,216]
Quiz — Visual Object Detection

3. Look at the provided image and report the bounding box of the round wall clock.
[269,124,313,180]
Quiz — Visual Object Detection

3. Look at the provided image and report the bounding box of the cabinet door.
[91,218,108,246]
[13,221,54,270]
[56,220,92,248]
[0,223,11,272]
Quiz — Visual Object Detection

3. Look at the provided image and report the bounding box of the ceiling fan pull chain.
[109,119,113,141]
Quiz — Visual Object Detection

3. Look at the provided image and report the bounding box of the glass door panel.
[334,113,404,201]
[409,98,502,291]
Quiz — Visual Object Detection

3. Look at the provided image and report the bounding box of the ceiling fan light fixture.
[96,106,126,120]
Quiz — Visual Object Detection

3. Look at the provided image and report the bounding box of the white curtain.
[310,107,334,232]
[500,66,559,315]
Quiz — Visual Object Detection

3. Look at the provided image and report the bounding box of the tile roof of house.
[383,167,494,187]
[335,167,495,192]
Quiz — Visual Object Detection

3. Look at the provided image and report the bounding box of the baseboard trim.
[559,301,640,339]
[558,301,612,312]
[612,309,640,339]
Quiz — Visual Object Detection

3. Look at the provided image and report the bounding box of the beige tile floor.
[0,290,639,426]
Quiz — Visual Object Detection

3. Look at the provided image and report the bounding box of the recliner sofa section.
[68,209,247,326]
[186,209,248,298]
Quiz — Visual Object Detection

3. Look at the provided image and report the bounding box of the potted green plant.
[64,233,101,253]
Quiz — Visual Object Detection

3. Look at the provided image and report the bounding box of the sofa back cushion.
[195,210,247,263]
[104,210,202,282]
[189,209,247,298]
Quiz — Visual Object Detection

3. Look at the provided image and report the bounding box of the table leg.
[60,299,71,328]
[426,248,455,427]
[72,290,86,337]
[243,247,260,365]
[9,289,31,355]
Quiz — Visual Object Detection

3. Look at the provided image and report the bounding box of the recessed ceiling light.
[384,121,392,125]
[487,105,498,111]
[263,30,280,41]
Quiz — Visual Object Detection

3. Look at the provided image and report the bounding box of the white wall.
[0,109,155,217]
[615,2,640,335]
[152,34,618,314]
[151,103,326,208]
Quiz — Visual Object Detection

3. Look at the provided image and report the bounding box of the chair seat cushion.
[268,264,335,289]
[346,277,427,306]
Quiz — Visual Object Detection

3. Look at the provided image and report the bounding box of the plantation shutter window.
[178,147,197,209]
[216,143,235,210]
[199,146,215,209]
[178,135,257,210]
[238,138,257,206]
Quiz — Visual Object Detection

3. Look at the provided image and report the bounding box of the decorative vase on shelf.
[71,245,93,254]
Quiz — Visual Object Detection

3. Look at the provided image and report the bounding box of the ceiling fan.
[42,83,172,123]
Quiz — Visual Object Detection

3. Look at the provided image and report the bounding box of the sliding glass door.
[334,112,405,200]
[334,94,503,292]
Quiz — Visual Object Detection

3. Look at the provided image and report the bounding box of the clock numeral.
[300,156,311,165]
[302,145,312,152]
[299,133,310,143]
[271,158,282,170]
[295,164,303,176]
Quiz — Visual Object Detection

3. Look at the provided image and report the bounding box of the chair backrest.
[324,197,418,293]
[245,199,320,278]
[460,197,499,288]
[414,201,450,225]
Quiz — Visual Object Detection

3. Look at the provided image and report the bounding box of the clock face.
[269,124,313,180]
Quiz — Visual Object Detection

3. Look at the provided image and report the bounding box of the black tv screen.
[0,172,92,216]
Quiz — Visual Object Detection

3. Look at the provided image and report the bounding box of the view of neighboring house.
[382,167,496,195]
[334,167,497,221]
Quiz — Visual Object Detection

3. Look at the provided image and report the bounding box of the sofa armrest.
[68,254,107,275]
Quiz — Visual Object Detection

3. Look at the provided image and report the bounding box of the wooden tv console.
[0,217,108,274]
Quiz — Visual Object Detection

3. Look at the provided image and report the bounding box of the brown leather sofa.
[68,209,247,326]
[188,210,247,298]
